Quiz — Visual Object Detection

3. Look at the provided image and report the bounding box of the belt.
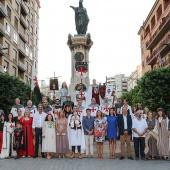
[35,127,42,129]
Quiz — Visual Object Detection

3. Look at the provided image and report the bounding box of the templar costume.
[100,101,112,117]
[77,105,86,117]
[25,105,37,117]
[75,90,87,108]
[88,103,99,117]
[11,104,25,117]
[53,104,62,119]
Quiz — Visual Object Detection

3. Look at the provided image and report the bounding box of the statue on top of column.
[70,0,89,35]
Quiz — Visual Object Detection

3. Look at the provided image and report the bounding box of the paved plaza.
[0,157,169,170]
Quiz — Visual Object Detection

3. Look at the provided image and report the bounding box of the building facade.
[127,65,142,91]
[0,0,40,84]
[107,74,129,98]
[138,0,170,75]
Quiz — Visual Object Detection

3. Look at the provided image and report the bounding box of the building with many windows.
[106,74,129,98]
[127,65,142,91]
[138,0,170,75]
[0,0,40,84]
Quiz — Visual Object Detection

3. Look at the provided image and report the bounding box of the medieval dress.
[59,88,68,106]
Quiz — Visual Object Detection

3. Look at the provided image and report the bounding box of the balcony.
[20,15,28,28]
[18,29,28,42]
[163,58,170,67]
[0,65,4,73]
[146,35,170,65]
[0,23,5,36]
[21,0,29,15]
[0,2,7,17]
[18,45,27,57]
[18,61,26,71]
[146,13,170,49]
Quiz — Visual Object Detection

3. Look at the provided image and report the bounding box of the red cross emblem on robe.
[78,110,82,115]
[91,108,96,112]
[103,106,110,112]
[10,124,14,128]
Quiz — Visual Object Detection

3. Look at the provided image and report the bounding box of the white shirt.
[123,114,128,129]
[32,112,47,128]
[132,118,148,137]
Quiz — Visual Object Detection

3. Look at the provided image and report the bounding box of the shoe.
[135,157,139,160]
[90,155,93,158]
[14,156,19,159]
[33,155,38,158]
[85,155,88,158]
[70,152,75,159]
[128,156,134,160]
[141,157,147,161]
[41,154,45,158]
[78,152,82,159]
[119,156,124,160]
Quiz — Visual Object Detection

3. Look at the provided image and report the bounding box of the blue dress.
[107,116,117,139]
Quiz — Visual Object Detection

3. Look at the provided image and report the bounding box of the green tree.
[121,67,170,112]
[0,74,39,114]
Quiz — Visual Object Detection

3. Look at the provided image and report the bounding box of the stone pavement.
[0,157,169,170]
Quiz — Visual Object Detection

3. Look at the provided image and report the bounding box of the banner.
[75,62,88,78]
[99,84,106,99]
[105,84,113,98]
[50,79,59,90]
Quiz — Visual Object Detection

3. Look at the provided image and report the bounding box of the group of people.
[0,80,169,161]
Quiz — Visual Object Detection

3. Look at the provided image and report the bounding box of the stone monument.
[68,0,93,100]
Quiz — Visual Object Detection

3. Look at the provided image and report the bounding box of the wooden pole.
[30,90,33,100]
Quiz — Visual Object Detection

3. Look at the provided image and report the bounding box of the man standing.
[77,100,86,117]
[25,100,37,117]
[11,98,25,117]
[82,109,94,158]
[52,99,62,119]
[100,97,112,117]
[120,99,132,115]
[117,107,134,160]
[88,98,99,117]
[32,104,47,158]
[132,110,148,160]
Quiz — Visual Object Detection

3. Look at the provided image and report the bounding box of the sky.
[38,0,156,85]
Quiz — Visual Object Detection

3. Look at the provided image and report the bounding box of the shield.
[75,62,88,78]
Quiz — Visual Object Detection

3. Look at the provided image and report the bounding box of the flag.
[75,62,88,78]
[105,84,113,98]
[99,84,106,99]
[31,60,42,102]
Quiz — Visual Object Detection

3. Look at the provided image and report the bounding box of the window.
[151,16,155,30]
[28,64,32,73]
[20,38,25,48]
[164,0,169,10]
[4,60,9,73]
[13,32,18,44]
[15,1,19,13]
[30,51,33,60]
[35,61,37,69]
[6,23,10,36]
[25,75,28,83]
[31,13,33,22]
[142,61,145,69]
[36,39,38,46]
[30,38,33,47]
[4,41,9,55]
[26,61,28,71]
[7,6,11,19]
[30,26,33,35]
[157,5,162,21]
[12,66,16,76]
[14,17,18,29]
[25,46,29,56]
[13,49,17,61]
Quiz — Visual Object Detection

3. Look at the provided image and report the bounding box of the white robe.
[0,122,16,158]
[11,105,25,117]
[75,91,87,108]
[67,114,85,153]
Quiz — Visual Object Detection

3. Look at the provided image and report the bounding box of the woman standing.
[94,110,107,159]
[59,82,68,106]
[14,109,23,125]
[19,110,34,157]
[155,108,169,159]
[42,114,56,159]
[56,110,69,158]
[107,108,118,159]
[0,114,6,157]
[145,111,158,159]
[0,113,16,158]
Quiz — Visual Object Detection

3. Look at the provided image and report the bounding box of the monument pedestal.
[67,33,93,100]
